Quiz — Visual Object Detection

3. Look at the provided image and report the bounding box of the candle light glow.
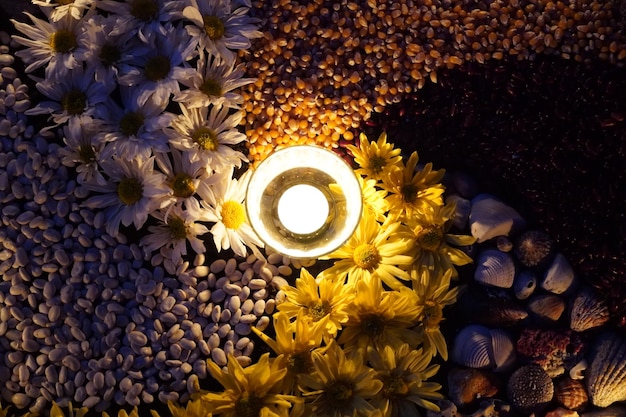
[277,184,329,235]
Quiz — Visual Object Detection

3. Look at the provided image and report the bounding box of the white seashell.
[569,286,610,332]
[541,253,577,295]
[490,329,517,372]
[474,249,516,288]
[528,294,566,323]
[469,194,527,243]
[586,331,626,407]
[513,270,537,300]
[445,194,471,230]
[451,324,494,369]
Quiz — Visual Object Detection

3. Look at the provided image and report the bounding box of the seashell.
[507,364,554,415]
[545,407,581,417]
[451,324,495,369]
[469,193,527,243]
[457,287,528,327]
[541,253,577,295]
[514,230,554,269]
[513,270,537,300]
[474,249,516,289]
[569,359,587,380]
[555,377,589,412]
[445,194,471,230]
[496,236,513,252]
[447,367,500,408]
[586,331,626,407]
[490,328,517,372]
[528,294,566,323]
[569,286,610,332]
[580,405,626,417]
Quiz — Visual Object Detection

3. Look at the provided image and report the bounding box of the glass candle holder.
[246,145,362,259]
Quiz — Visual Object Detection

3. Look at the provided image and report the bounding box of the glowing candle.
[277,184,329,235]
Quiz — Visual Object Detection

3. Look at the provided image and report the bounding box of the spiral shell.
[507,365,554,414]
[514,230,554,268]
[555,377,589,412]
[586,331,626,407]
[569,286,610,332]
[474,249,516,289]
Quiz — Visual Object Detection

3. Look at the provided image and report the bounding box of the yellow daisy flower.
[413,268,462,360]
[277,268,354,340]
[359,176,390,223]
[347,132,403,181]
[298,341,383,417]
[368,344,443,417]
[165,399,212,417]
[382,151,445,219]
[320,210,413,291]
[51,402,88,417]
[405,201,476,280]
[252,310,326,394]
[338,276,422,355]
[200,353,298,417]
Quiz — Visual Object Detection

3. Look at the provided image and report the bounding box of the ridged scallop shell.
[513,270,537,300]
[469,194,527,243]
[555,377,589,412]
[586,331,626,407]
[507,365,554,414]
[490,329,517,372]
[541,253,577,295]
[569,286,610,332]
[514,230,554,268]
[451,324,495,369]
[474,249,516,289]
[528,294,566,323]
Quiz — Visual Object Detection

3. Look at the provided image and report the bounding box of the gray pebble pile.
[0,30,300,413]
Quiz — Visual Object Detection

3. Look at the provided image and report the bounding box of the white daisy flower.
[117,24,197,106]
[97,0,184,39]
[32,0,95,22]
[11,12,90,75]
[169,103,248,172]
[97,87,174,161]
[197,167,264,258]
[58,115,107,185]
[155,145,209,209]
[173,49,254,109]
[82,156,168,237]
[182,0,261,62]
[80,14,148,84]
[25,64,113,127]
[140,200,210,264]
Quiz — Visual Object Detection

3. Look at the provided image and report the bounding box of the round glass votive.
[246,145,362,259]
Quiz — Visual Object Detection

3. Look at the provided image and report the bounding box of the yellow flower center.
[308,301,330,322]
[168,216,188,240]
[382,376,410,399]
[192,127,219,151]
[203,15,225,40]
[422,299,444,328]
[119,111,145,137]
[221,201,246,230]
[200,77,223,97]
[361,314,385,337]
[50,29,77,53]
[144,55,171,81]
[325,380,354,402]
[170,173,195,198]
[61,89,86,115]
[99,43,121,67]
[288,351,313,375]
[401,183,418,204]
[417,227,443,251]
[234,392,263,417]
[353,243,380,270]
[368,155,387,174]
[117,177,143,205]
[78,145,96,164]
[130,0,159,22]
